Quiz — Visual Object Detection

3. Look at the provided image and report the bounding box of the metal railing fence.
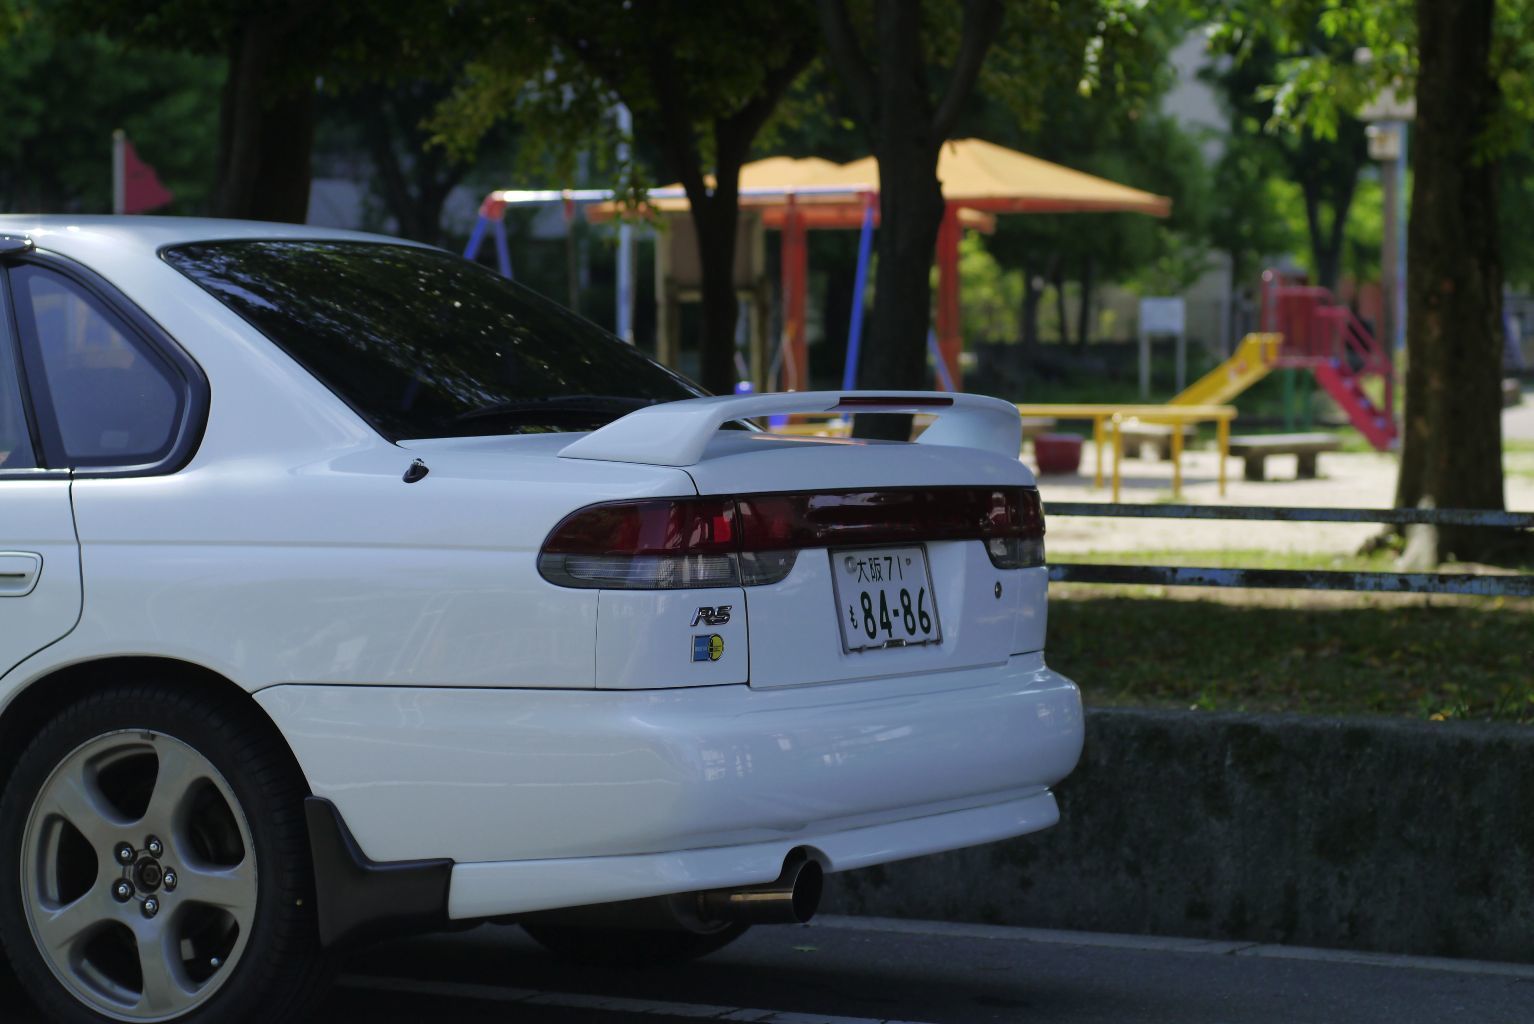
[1047,503,1534,598]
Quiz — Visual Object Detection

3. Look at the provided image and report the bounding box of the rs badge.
[691,605,731,627]
[692,634,725,662]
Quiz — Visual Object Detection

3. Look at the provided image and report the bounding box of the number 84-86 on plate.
[831,545,943,653]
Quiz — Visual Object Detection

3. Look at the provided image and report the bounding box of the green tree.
[1205,135,1297,292]
[948,8,1201,355]
[1203,31,1370,291]
[316,79,517,246]
[431,2,818,395]
[817,0,1170,431]
[58,0,462,222]
[1213,0,1534,561]
[0,14,221,212]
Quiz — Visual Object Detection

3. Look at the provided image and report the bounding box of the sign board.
[1360,85,1416,123]
[1139,297,1186,336]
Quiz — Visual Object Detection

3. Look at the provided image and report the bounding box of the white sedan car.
[0,216,1081,1023]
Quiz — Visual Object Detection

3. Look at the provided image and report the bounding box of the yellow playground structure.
[1169,333,1282,408]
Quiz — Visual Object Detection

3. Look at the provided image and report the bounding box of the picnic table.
[1015,403,1238,500]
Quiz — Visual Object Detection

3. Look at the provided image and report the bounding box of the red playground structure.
[1261,269,1399,451]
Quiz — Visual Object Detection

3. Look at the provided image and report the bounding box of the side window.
[0,274,36,470]
[11,264,183,468]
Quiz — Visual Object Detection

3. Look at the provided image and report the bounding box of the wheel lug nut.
[142,897,159,919]
[145,836,164,858]
[113,880,134,903]
[114,843,135,865]
[162,869,177,892]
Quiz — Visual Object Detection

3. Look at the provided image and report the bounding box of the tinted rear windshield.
[162,240,702,440]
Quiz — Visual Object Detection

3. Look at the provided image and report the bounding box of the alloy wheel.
[20,729,258,1021]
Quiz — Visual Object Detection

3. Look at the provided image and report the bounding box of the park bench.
[1227,432,1341,481]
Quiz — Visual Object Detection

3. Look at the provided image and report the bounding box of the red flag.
[122,139,174,214]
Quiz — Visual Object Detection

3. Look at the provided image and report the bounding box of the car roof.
[0,215,432,261]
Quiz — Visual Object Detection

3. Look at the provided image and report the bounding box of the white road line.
[810,915,1534,979]
[336,975,936,1024]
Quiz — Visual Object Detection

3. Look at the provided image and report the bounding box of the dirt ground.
[1032,392,1534,556]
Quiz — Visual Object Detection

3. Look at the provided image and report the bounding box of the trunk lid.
[682,432,1045,689]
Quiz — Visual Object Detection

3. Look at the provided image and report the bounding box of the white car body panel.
[253,651,1080,868]
[446,790,1061,920]
[45,446,697,691]
[0,215,1081,928]
[744,551,1036,689]
[0,479,80,677]
[595,587,750,687]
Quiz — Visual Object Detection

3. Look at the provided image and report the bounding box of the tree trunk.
[673,137,745,395]
[689,198,742,395]
[850,1,947,438]
[1053,261,1069,344]
[1076,255,1094,348]
[639,31,810,398]
[819,0,999,438]
[1020,264,1041,352]
[861,142,945,389]
[1300,185,1343,292]
[214,19,313,223]
[361,92,463,245]
[1393,0,1506,563]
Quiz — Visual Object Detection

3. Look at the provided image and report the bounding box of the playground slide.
[1170,333,1282,407]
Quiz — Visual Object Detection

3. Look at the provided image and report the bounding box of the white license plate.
[830,546,942,653]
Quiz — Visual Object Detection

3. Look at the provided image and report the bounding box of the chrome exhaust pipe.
[696,853,823,925]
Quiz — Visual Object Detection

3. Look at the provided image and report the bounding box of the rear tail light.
[539,487,1045,589]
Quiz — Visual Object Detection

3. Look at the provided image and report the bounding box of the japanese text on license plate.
[831,545,941,653]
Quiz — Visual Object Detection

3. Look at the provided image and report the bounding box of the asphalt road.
[5,915,1533,1023]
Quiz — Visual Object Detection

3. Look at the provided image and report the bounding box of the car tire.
[521,921,751,968]
[0,681,329,1023]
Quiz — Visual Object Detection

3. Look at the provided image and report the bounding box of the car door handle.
[0,552,42,597]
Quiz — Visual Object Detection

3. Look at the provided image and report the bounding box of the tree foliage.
[430,1,819,395]
[0,7,221,212]
[1202,29,1369,290]
[934,5,1204,353]
[814,0,1172,420]
[53,0,469,221]
[1209,0,1534,559]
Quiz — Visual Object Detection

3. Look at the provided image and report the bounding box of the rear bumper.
[257,653,1081,917]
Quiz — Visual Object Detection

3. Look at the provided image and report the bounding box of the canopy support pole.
[463,216,489,264]
[562,193,579,312]
[842,192,876,391]
[492,218,512,278]
[927,329,956,392]
[615,103,636,343]
[935,202,962,391]
[780,194,809,390]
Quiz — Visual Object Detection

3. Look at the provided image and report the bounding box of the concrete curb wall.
[822,707,1534,963]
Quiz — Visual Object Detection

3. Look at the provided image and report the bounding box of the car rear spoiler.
[557,391,1022,467]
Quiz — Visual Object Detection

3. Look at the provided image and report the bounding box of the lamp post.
[1365,121,1405,351]
[1359,67,1414,352]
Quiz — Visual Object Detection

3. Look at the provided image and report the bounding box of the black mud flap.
[304,796,453,948]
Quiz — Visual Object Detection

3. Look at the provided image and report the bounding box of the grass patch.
[1049,593,1534,722]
